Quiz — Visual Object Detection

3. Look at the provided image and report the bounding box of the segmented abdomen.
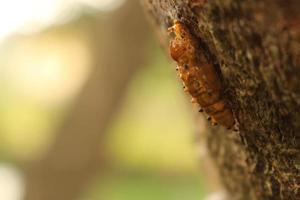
[169,20,235,129]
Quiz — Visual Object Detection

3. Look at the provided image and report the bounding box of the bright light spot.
[6,35,91,105]
[78,0,125,11]
[204,191,227,200]
[0,0,125,41]
[0,0,65,40]
[0,164,24,200]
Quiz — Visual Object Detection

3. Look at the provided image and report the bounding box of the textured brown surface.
[142,0,300,199]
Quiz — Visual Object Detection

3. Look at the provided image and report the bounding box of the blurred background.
[0,0,220,199]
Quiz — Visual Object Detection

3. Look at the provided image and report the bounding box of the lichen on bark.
[142,0,300,199]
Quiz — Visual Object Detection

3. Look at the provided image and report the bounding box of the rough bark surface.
[142,0,300,199]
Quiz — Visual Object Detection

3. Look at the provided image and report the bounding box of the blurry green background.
[0,0,214,199]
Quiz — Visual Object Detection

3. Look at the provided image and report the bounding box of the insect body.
[168,20,235,129]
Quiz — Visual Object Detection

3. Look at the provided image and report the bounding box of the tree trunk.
[141,0,300,199]
[23,1,151,200]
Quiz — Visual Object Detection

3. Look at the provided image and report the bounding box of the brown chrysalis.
[169,20,235,129]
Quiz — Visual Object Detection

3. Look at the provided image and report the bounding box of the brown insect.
[168,20,235,129]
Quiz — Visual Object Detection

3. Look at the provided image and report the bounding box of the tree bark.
[142,0,300,199]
